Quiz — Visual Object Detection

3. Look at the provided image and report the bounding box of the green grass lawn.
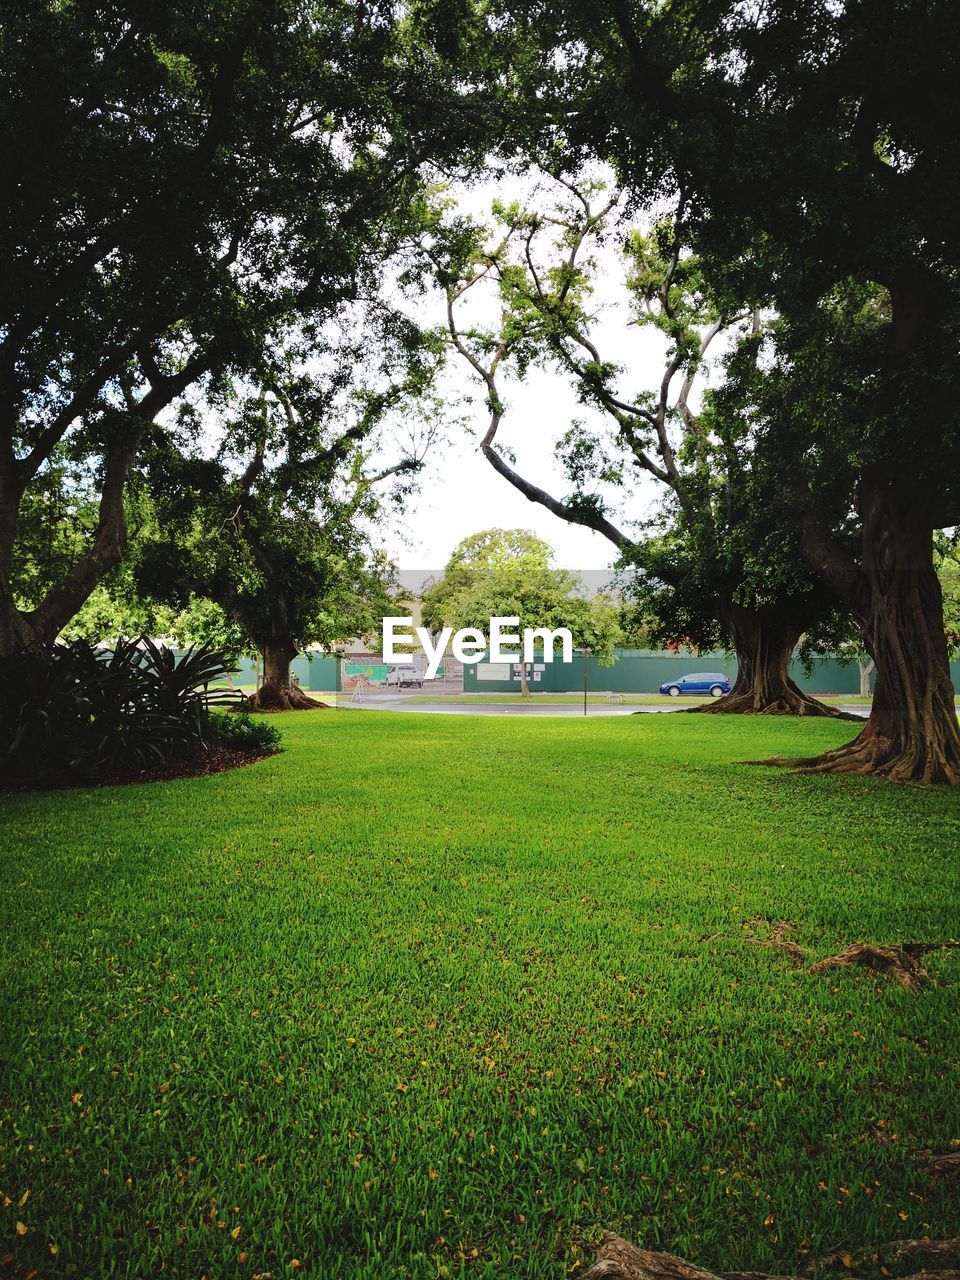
[2,712,959,1279]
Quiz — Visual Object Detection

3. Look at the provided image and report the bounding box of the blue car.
[659,672,731,698]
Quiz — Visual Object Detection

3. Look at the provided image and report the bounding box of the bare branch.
[481,437,631,548]
[363,456,421,487]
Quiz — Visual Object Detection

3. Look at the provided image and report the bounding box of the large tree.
[501,0,960,780]
[0,0,501,656]
[426,177,851,716]
[137,314,440,709]
[8,447,173,643]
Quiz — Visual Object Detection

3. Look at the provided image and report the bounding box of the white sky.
[374,172,683,573]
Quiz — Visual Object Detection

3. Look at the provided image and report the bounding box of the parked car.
[385,664,424,688]
[659,672,731,697]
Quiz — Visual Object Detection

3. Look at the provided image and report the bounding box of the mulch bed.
[2,740,278,794]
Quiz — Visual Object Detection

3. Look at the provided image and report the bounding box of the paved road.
[339,694,870,719]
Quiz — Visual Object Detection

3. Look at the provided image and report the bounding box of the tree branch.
[481,430,631,548]
[801,515,864,612]
[17,353,212,644]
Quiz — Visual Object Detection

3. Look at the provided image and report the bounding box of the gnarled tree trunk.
[692,603,851,718]
[798,478,960,782]
[0,431,138,658]
[245,640,326,711]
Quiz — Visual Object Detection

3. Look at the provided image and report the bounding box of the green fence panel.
[170,650,340,691]
[308,655,343,696]
[463,648,877,695]
[791,656,859,695]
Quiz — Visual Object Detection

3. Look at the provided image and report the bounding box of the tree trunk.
[692,603,852,718]
[858,657,875,699]
[0,430,140,658]
[794,479,960,782]
[0,463,29,656]
[244,641,326,711]
[0,598,45,658]
[518,661,530,697]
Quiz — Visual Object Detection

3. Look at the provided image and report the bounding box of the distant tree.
[420,529,549,636]
[138,315,440,709]
[424,529,621,695]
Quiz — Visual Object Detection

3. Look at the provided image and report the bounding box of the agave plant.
[0,637,242,786]
[137,637,240,716]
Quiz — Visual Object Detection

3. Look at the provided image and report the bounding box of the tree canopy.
[0,0,504,655]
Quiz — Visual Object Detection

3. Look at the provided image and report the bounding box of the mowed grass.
[1,712,959,1280]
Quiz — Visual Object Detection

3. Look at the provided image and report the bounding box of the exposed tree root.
[814,1236,960,1273]
[758,729,960,786]
[579,1234,734,1280]
[808,942,926,990]
[726,928,958,990]
[808,941,960,991]
[689,689,861,721]
[577,1233,960,1280]
[242,682,328,712]
[743,921,806,961]
[928,1152,960,1178]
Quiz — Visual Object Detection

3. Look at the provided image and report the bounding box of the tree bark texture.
[244,641,326,711]
[800,475,960,783]
[692,603,852,718]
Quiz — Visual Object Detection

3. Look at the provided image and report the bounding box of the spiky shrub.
[0,639,240,786]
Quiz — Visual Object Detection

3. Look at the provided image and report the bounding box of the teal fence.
[463,648,960,695]
[174,650,341,692]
